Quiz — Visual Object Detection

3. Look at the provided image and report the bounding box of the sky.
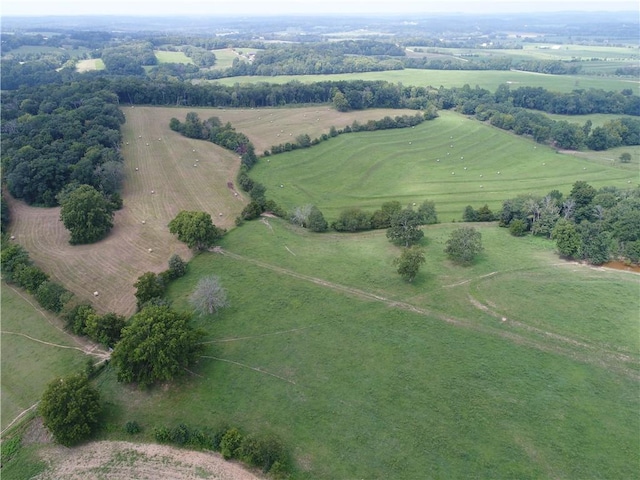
[1,0,637,16]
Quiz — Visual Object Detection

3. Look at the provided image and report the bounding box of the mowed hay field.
[96,219,640,480]
[250,110,638,222]
[7,106,423,316]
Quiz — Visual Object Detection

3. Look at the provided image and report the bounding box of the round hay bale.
[10,235,15,240]
[142,220,146,224]
[146,143,149,146]
[409,141,412,145]
[280,184,284,188]
[93,291,99,296]
[148,248,153,253]
[151,190,155,194]
[219,213,223,216]
[135,167,139,171]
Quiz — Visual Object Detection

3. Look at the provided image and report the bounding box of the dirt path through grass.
[216,248,640,380]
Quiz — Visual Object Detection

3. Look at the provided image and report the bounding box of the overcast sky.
[1,0,637,16]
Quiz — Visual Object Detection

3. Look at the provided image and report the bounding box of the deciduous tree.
[394,246,426,282]
[40,374,101,446]
[168,210,225,251]
[59,184,114,244]
[386,208,424,247]
[445,227,483,265]
[111,305,204,387]
[190,275,229,316]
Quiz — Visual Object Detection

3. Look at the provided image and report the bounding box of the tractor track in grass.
[215,248,639,381]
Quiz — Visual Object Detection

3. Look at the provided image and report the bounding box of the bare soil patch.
[34,441,262,480]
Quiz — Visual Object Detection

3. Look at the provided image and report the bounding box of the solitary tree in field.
[190,275,229,316]
[111,305,204,387]
[59,184,114,244]
[394,246,426,282]
[445,227,483,265]
[169,210,225,251]
[40,374,101,446]
[386,208,424,247]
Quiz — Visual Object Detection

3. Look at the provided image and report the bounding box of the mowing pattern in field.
[7,107,246,315]
[7,106,420,315]
[99,220,639,480]
[250,110,638,221]
[1,283,100,432]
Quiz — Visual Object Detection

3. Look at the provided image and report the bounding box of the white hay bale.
[409,141,412,145]
[93,291,99,296]
[412,202,416,206]
[135,167,139,171]
[234,192,239,196]
[542,163,546,166]
[583,167,586,170]
[628,180,632,183]
[451,172,455,175]
[280,184,284,188]
[447,152,450,155]
[193,149,196,152]
[148,248,153,253]
[158,138,161,141]
[138,135,142,138]
[142,220,146,224]
[480,174,483,177]
[126,142,129,145]
[196,159,199,162]
[194,164,198,167]
[480,185,483,188]
[464,167,467,170]
[10,235,15,240]
[146,143,149,146]
[280,130,283,133]
[450,144,453,148]
[219,213,223,216]
[436,159,440,162]
[497,171,501,174]
[151,190,155,194]
[461,156,464,160]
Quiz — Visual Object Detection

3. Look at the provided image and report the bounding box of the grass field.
[212,68,639,93]
[210,48,260,70]
[154,50,194,64]
[0,282,97,432]
[95,219,640,479]
[6,106,419,315]
[75,58,105,72]
[249,110,638,222]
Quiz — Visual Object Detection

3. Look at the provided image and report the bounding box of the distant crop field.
[249,110,637,222]
[155,50,194,64]
[213,68,639,93]
[210,48,261,70]
[0,283,94,432]
[75,58,105,72]
[96,219,640,480]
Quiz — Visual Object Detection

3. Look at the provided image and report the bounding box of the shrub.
[331,208,371,232]
[125,421,141,434]
[168,254,187,279]
[36,281,72,313]
[170,423,191,445]
[12,264,49,293]
[509,219,527,237]
[154,426,171,443]
[220,428,243,460]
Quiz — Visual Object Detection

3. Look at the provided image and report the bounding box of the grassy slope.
[249,110,637,222]
[1,283,89,431]
[154,50,194,64]
[212,69,639,93]
[97,219,640,480]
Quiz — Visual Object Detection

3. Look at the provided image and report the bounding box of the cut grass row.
[96,219,639,479]
[249,110,637,222]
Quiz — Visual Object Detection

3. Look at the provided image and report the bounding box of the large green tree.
[168,210,225,251]
[394,246,426,282]
[40,374,101,446]
[552,219,581,258]
[59,185,114,244]
[445,226,484,265]
[134,272,166,310]
[111,305,204,387]
[386,208,424,247]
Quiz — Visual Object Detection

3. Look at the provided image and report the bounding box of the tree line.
[463,182,639,265]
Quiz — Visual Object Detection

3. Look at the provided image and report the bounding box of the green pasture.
[249,110,637,222]
[214,68,638,93]
[1,45,91,59]
[0,283,89,431]
[210,48,260,70]
[154,50,194,64]
[96,219,639,479]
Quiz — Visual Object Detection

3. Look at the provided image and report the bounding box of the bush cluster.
[153,423,290,476]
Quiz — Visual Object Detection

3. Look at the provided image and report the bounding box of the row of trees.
[170,113,258,169]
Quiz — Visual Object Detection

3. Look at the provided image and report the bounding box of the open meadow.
[0,283,104,432]
[94,218,640,479]
[250,110,638,222]
[154,50,194,64]
[212,68,639,93]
